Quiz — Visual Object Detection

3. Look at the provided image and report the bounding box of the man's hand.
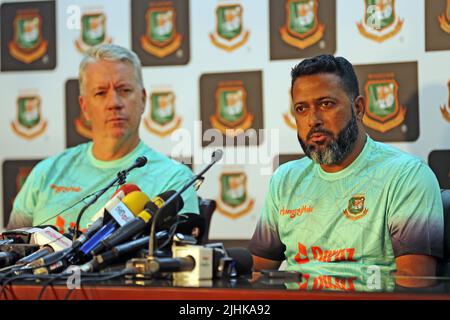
[252,255,282,271]
[395,254,437,288]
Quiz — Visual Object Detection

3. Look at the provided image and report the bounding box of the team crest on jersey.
[144,90,182,137]
[140,2,182,58]
[363,73,406,133]
[441,79,450,123]
[11,94,47,140]
[209,3,250,52]
[210,81,254,137]
[356,0,403,42]
[217,172,254,219]
[343,194,368,221]
[75,11,112,53]
[283,92,297,129]
[8,10,48,64]
[438,0,450,34]
[279,0,325,49]
[74,111,93,139]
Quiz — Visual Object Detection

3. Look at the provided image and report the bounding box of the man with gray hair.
[7,44,199,234]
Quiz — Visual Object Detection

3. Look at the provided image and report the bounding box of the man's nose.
[308,107,323,128]
[106,89,124,109]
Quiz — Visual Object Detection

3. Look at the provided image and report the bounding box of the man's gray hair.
[79,44,144,96]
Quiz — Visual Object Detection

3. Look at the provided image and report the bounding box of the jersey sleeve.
[249,172,286,261]
[9,161,46,228]
[387,161,444,258]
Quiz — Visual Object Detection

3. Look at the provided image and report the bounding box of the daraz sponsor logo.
[294,242,356,264]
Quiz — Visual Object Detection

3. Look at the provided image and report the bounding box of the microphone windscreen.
[176,213,205,242]
[122,191,150,215]
[135,156,148,168]
[226,247,253,275]
[112,183,140,198]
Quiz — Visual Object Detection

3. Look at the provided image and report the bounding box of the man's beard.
[297,110,359,165]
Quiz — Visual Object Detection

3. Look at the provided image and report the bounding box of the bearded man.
[249,55,443,286]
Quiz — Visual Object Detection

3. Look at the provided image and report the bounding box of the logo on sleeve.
[343,194,368,221]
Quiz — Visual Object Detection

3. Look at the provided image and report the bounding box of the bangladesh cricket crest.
[210,81,254,137]
[8,10,48,64]
[441,79,450,123]
[357,0,403,42]
[144,91,182,137]
[343,194,369,221]
[209,3,250,52]
[438,0,450,34]
[74,111,93,139]
[75,11,112,53]
[279,0,325,49]
[11,94,47,140]
[216,172,254,219]
[140,2,182,58]
[363,73,406,133]
[283,91,297,129]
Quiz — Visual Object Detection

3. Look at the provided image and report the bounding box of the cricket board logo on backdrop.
[441,79,450,123]
[363,73,406,133]
[343,194,368,221]
[210,81,254,137]
[209,3,250,52]
[144,90,182,137]
[438,0,450,33]
[11,94,47,140]
[357,0,403,42]
[217,172,254,219]
[75,11,112,53]
[8,10,48,64]
[283,91,297,130]
[140,2,182,58]
[279,0,325,49]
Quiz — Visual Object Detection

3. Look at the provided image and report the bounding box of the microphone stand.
[147,150,223,259]
[72,156,147,241]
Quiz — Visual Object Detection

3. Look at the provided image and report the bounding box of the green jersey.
[250,136,443,277]
[9,140,199,232]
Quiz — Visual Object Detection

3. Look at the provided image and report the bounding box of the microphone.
[124,156,147,173]
[76,190,150,257]
[147,149,223,257]
[175,213,206,244]
[90,190,183,256]
[73,156,148,239]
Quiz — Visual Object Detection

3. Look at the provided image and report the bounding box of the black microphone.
[0,244,40,268]
[73,156,148,240]
[147,149,223,256]
[147,256,196,273]
[90,191,183,256]
[175,213,206,243]
[125,156,148,173]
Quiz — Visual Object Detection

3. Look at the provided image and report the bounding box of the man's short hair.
[79,44,144,96]
[290,55,359,101]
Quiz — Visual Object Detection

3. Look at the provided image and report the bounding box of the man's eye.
[294,105,306,113]
[95,91,105,96]
[321,101,335,108]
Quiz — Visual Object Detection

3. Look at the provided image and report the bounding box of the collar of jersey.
[87,140,148,169]
[316,134,372,181]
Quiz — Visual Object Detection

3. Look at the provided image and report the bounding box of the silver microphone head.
[211,149,223,163]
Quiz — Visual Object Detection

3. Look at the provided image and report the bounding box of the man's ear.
[354,95,365,121]
[140,88,147,114]
[79,95,91,122]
